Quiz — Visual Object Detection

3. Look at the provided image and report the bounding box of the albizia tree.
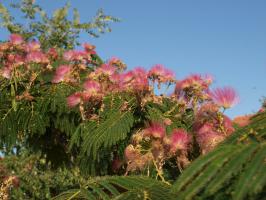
[0,1,266,200]
[0,33,241,196]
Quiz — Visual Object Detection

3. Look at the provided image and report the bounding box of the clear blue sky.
[1,0,266,118]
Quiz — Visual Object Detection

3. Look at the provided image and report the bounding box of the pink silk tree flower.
[9,34,24,45]
[25,41,41,52]
[108,57,121,66]
[63,50,88,61]
[108,57,127,71]
[63,50,75,61]
[163,68,175,82]
[233,115,252,127]
[0,67,12,79]
[26,51,48,63]
[131,67,149,91]
[52,65,71,83]
[144,123,166,139]
[148,64,175,83]
[211,87,239,109]
[83,43,96,54]
[196,123,225,154]
[47,48,58,60]
[175,74,213,95]
[121,71,134,83]
[83,80,101,95]
[96,64,116,76]
[67,92,82,107]
[259,108,265,113]
[124,144,141,161]
[170,129,190,152]
[222,115,235,135]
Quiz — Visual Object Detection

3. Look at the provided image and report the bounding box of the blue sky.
[1,0,266,118]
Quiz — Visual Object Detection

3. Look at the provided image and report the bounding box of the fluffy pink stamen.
[170,129,190,151]
[211,87,239,108]
[9,34,24,45]
[144,123,165,139]
[67,92,82,107]
[52,65,71,83]
[83,80,101,95]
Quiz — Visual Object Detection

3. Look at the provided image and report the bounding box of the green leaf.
[232,143,266,200]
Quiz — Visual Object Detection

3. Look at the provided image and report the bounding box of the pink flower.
[121,71,134,83]
[196,123,225,154]
[108,57,121,65]
[67,92,82,107]
[211,87,239,108]
[124,145,140,161]
[144,123,165,139]
[83,80,101,96]
[26,51,48,63]
[9,34,24,45]
[52,65,71,83]
[259,108,265,113]
[108,57,126,71]
[63,50,88,61]
[170,129,190,152]
[163,68,175,81]
[25,41,41,52]
[175,74,212,93]
[63,50,75,61]
[223,115,235,134]
[96,64,116,76]
[47,48,58,59]
[110,73,121,83]
[83,43,96,54]
[233,115,252,127]
[0,67,12,79]
[131,67,149,91]
[148,64,175,83]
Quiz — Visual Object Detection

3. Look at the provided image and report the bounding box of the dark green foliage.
[225,111,266,144]
[0,154,87,200]
[145,98,194,134]
[170,111,266,200]
[53,176,174,200]
[54,111,266,200]
[0,84,79,156]
[69,94,137,175]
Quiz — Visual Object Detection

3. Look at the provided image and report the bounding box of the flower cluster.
[148,64,175,87]
[193,102,235,154]
[174,74,213,107]
[0,34,51,80]
[124,123,191,175]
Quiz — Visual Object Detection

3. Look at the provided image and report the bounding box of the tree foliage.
[0,1,265,200]
[0,0,119,49]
